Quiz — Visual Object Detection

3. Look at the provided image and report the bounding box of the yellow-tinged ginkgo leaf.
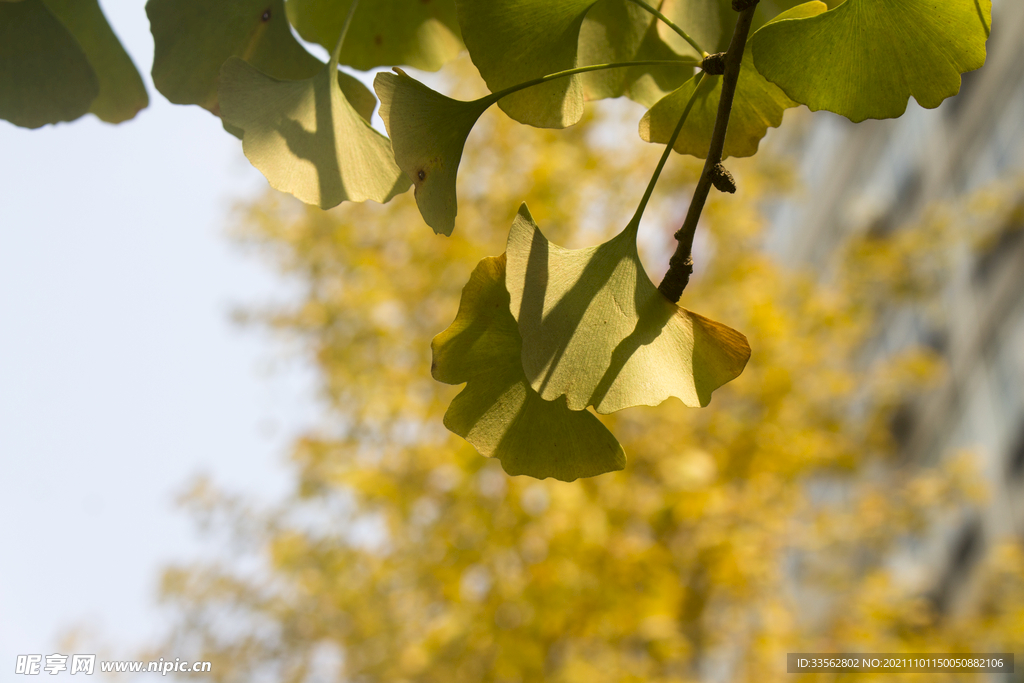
[375,69,490,236]
[433,254,626,481]
[219,54,409,209]
[286,0,462,72]
[505,204,750,414]
[641,2,826,159]
[751,0,992,122]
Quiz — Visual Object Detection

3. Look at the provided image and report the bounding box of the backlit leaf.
[375,69,490,236]
[658,0,731,57]
[658,0,837,55]
[578,0,694,106]
[219,54,410,209]
[505,204,750,413]
[751,0,992,122]
[286,0,462,72]
[433,254,626,481]
[0,0,97,128]
[44,0,148,123]
[455,0,594,129]
[641,2,826,159]
[457,0,698,127]
[147,0,374,120]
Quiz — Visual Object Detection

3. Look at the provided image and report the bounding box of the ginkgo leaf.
[658,0,730,57]
[219,55,410,209]
[456,0,697,127]
[658,0,829,56]
[433,254,626,481]
[374,69,490,236]
[286,0,462,72]
[147,0,374,120]
[505,204,750,414]
[578,0,694,106]
[44,0,147,123]
[0,0,98,128]
[455,0,594,129]
[751,0,992,122]
[641,2,826,159]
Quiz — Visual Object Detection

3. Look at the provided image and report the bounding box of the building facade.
[765,0,1024,618]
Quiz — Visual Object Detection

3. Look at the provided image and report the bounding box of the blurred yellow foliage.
[155,63,1024,682]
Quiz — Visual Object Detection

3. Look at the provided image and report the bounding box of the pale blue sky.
[0,0,320,668]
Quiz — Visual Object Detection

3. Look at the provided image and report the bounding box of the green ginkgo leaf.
[147,0,374,120]
[455,0,594,129]
[505,204,750,414]
[286,0,462,72]
[44,0,147,123]
[578,0,694,106]
[433,254,626,481]
[641,2,826,159]
[751,0,992,122]
[375,69,490,236]
[219,52,410,209]
[657,0,730,57]
[657,0,835,56]
[456,0,697,127]
[0,0,98,128]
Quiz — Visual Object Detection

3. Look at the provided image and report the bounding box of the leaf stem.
[330,0,360,67]
[628,72,707,231]
[483,59,699,106]
[624,0,705,57]
[658,2,758,303]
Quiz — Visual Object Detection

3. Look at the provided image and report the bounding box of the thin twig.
[658,1,759,303]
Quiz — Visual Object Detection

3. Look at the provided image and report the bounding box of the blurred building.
[765,0,1024,618]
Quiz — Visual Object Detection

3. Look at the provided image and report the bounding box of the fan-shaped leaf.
[578,0,694,106]
[0,0,97,128]
[751,0,992,122]
[505,204,750,414]
[219,56,409,209]
[658,0,837,55]
[455,0,594,129]
[44,0,147,123]
[433,254,626,481]
[641,2,826,159]
[375,69,490,236]
[286,0,462,72]
[456,0,697,127]
[658,0,730,57]
[147,0,374,119]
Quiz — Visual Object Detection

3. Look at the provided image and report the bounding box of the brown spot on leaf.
[261,8,271,21]
[417,169,426,181]
[374,34,383,46]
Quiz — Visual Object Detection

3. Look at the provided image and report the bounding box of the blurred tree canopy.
[153,64,1024,682]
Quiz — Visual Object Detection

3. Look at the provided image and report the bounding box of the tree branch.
[658,1,759,303]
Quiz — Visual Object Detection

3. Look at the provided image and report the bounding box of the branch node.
[701,52,727,75]
[710,163,737,194]
[732,0,758,11]
[658,254,694,302]
[658,1,758,303]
